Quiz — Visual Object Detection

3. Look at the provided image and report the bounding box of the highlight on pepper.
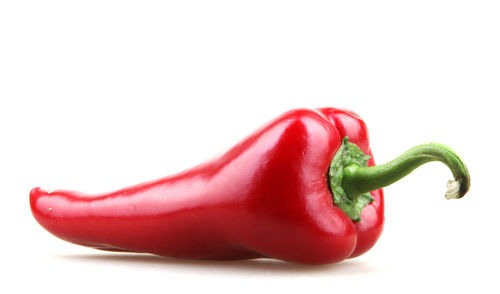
[30,107,470,265]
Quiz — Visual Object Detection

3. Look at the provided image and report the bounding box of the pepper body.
[30,108,383,264]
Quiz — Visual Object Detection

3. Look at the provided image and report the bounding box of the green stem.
[341,143,470,201]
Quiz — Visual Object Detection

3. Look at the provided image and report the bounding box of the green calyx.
[329,137,374,222]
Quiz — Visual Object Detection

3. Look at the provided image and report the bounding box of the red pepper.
[30,108,470,265]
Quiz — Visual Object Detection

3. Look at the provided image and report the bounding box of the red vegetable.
[30,108,470,265]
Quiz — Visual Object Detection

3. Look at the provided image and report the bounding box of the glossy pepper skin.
[30,108,468,265]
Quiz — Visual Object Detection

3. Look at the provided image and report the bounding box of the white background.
[1,1,499,293]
